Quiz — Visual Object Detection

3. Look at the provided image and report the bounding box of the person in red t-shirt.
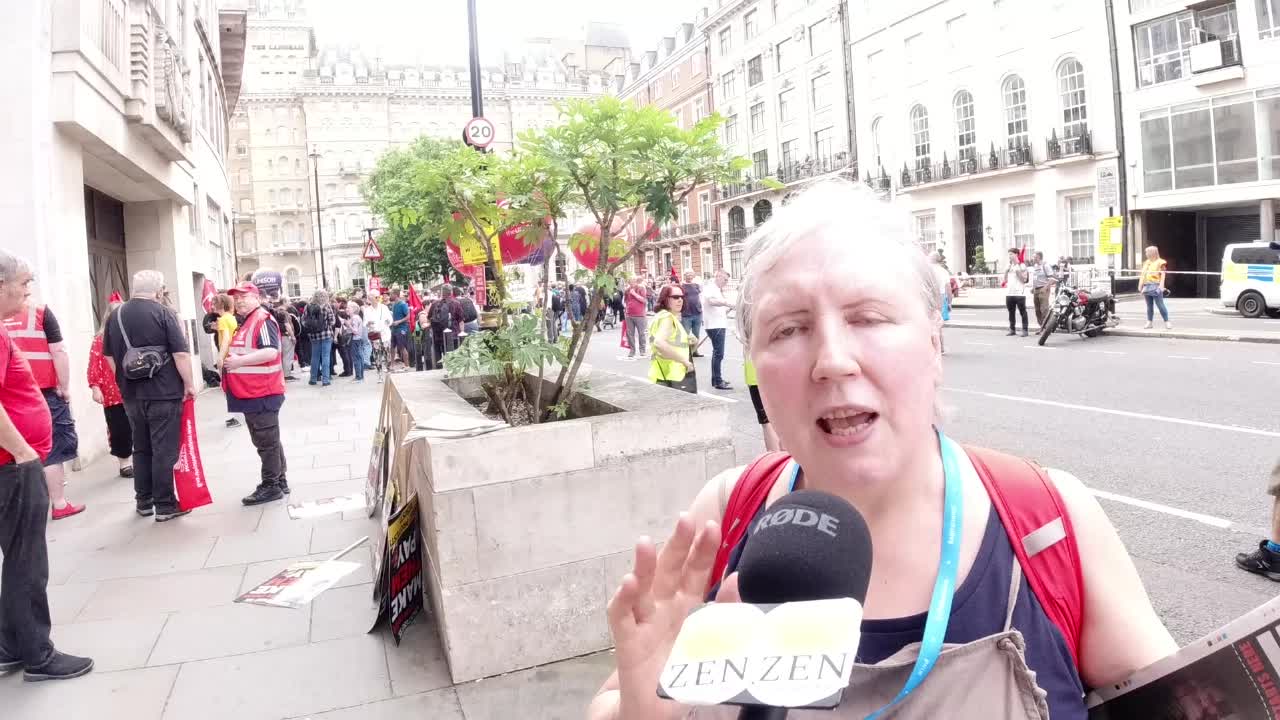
[0,250,94,681]
[88,300,132,478]
[622,275,649,358]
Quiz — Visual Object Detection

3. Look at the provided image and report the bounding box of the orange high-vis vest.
[3,305,57,389]
[224,307,285,399]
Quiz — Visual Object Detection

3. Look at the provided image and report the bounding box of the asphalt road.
[582,322,1280,645]
[952,296,1280,335]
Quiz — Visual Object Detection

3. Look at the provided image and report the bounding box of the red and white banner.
[200,279,218,314]
[470,266,487,307]
[173,398,212,511]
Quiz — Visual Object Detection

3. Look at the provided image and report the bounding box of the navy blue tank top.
[719,504,1087,718]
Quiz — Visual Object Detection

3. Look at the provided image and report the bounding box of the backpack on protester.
[428,300,453,328]
[302,303,324,334]
[460,297,479,323]
[708,446,1085,666]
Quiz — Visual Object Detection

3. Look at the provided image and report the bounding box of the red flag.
[1018,246,1028,264]
[200,279,218,314]
[108,291,122,303]
[407,283,424,319]
[620,318,631,350]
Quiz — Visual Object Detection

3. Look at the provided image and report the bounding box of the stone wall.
[385,367,735,683]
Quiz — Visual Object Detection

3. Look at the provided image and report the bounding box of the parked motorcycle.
[1037,281,1120,346]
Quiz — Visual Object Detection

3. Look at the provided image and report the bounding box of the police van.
[1220,242,1280,318]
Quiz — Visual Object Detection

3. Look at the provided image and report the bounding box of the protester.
[679,271,704,356]
[328,298,343,375]
[347,299,369,382]
[87,300,132,478]
[335,300,354,378]
[742,358,780,452]
[302,289,335,386]
[1030,251,1055,328]
[1004,247,1030,337]
[1141,245,1172,330]
[702,270,732,390]
[552,284,568,337]
[647,284,693,390]
[102,270,196,522]
[389,287,411,370]
[589,181,1177,720]
[459,286,480,335]
[1235,460,1280,581]
[2,293,84,519]
[291,301,310,371]
[0,249,95,681]
[622,275,649,359]
[222,282,289,505]
[427,285,464,366]
[213,293,243,428]
[276,299,300,381]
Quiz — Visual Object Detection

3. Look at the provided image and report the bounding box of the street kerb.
[944,321,1280,344]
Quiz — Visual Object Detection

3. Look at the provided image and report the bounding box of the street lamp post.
[308,145,328,290]
[466,0,483,119]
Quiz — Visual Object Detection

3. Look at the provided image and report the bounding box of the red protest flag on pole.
[407,283,424,319]
[200,279,218,314]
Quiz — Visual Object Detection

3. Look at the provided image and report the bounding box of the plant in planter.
[441,312,565,425]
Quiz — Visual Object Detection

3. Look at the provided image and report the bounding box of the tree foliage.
[362,137,458,286]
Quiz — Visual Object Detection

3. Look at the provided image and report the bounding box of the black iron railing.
[725,227,750,244]
[899,140,1034,189]
[775,152,855,185]
[1046,127,1093,161]
[659,221,720,240]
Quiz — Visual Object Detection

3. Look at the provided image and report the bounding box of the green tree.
[362,137,456,286]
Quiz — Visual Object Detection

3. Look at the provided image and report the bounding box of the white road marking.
[1167,355,1210,361]
[946,388,1280,438]
[964,341,994,346]
[1088,488,1232,530]
[1255,361,1280,366]
[698,391,738,403]
[1025,345,1057,350]
[1087,350,1126,355]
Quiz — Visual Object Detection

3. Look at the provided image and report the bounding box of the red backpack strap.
[965,445,1085,666]
[706,452,792,595]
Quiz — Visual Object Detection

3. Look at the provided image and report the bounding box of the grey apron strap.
[1003,558,1023,632]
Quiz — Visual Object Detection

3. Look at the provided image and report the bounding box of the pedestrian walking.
[2,293,84,520]
[1030,251,1055,328]
[1004,248,1030,337]
[588,180,1177,720]
[302,290,335,386]
[702,270,733,390]
[647,284,693,391]
[87,300,132,479]
[679,271,704,356]
[552,285,568,337]
[930,251,953,354]
[623,275,649,358]
[1140,245,1172,330]
[0,250,95,682]
[1235,460,1280,580]
[102,270,196,521]
[223,283,290,505]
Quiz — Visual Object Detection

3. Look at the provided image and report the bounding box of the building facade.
[233,6,627,297]
[1,0,243,459]
[704,0,857,280]
[619,20,722,280]
[850,0,1120,278]
[1114,0,1280,297]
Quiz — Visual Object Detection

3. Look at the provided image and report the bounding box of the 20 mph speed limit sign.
[464,116,495,149]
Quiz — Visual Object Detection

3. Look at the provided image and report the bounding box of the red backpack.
[707,446,1085,665]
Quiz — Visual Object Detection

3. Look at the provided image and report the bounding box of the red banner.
[173,398,212,511]
[470,266,487,307]
[368,276,383,296]
[200,279,218,314]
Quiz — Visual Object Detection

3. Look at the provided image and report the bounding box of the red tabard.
[223,307,285,399]
[2,305,56,389]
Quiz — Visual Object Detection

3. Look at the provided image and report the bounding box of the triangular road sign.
[362,237,384,261]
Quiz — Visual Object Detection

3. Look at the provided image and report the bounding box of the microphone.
[734,490,873,720]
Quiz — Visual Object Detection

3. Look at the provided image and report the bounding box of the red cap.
[227,282,260,296]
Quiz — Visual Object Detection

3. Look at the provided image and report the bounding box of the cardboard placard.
[235,560,361,609]
[386,492,425,645]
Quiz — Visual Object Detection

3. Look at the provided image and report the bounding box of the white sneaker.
[1143,322,1153,329]
[1165,321,1173,330]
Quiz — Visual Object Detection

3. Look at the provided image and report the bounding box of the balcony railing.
[775,151,856,185]
[1045,127,1093,161]
[899,140,1033,189]
[720,176,774,201]
[724,227,750,244]
[658,220,720,240]
[84,0,127,73]
[339,162,362,175]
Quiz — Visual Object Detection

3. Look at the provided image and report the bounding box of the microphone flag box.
[1088,594,1280,719]
[657,598,862,709]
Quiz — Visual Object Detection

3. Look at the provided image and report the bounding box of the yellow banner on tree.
[1097,216,1123,256]
[458,235,487,266]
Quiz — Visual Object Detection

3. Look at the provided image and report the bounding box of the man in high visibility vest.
[0,250,95,681]
[224,282,289,506]
[2,298,83,520]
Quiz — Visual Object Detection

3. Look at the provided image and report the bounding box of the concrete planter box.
[385,368,735,683]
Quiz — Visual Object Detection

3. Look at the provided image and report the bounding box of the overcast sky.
[306,0,701,65]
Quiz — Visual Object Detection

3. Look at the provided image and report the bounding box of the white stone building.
[233,7,628,297]
[1,0,244,458]
[702,0,857,279]
[1113,0,1280,297]
[849,0,1121,277]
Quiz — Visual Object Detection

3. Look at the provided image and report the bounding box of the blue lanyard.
[864,429,964,719]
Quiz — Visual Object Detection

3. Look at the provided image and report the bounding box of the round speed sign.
[464,116,495,149]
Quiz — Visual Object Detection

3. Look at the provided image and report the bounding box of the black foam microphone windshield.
[734,490,874,720]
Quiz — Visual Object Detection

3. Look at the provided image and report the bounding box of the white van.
[1220,242,1280,318]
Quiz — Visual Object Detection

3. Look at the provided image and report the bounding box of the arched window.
[953,92,976,167]
[1057,59,1087,139]
[266,158,273,173]
[294,158,302,175]
[239,198,251,213]
[350,262,366,290]
[1002,75,1028,149]
[345,183,355,198]
[346,214,359,239]
[241,231,256,252]
[329,217,338,239]
[271,224,280,245]
[285,268,301,297]
[870,117,882,171]
[752,199,773,225]
[267,189,277,206]
[236,141,247,157]
[909,105,930,171]
[277,156,288,175]
[281,221,294,244]
[728,206,745,231]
